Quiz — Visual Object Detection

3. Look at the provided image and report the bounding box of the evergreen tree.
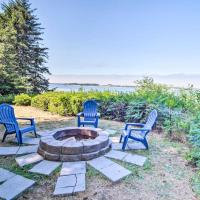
[0,0,50,94]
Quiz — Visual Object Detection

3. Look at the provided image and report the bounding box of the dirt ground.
[0,106,199,200]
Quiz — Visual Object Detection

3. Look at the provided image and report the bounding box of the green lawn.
[0,106,198,200]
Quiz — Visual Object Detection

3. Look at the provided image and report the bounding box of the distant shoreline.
[51,82,134,88]
[49,83,199,90]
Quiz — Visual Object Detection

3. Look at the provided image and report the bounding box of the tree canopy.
[0,0,50,95]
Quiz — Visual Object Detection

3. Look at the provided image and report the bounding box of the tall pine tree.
[0,0,50,94]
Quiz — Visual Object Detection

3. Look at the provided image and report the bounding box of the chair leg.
[2,132,8,142]
[119,135,123,143]
[142,137,149,149]
[34,129,37,138]
[16,131,22,145]
[122,136,128,151]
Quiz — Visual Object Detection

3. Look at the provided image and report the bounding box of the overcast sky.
[1,0,200,75]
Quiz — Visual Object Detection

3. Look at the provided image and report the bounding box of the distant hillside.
[49,74,200,88]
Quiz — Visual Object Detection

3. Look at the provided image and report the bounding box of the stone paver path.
[16,153,43,167]
[0,146,19,155]
[0,129,147,197]
[15,137,40,145]
[29,160,61,175]
[54,161,86,196]
[0,145,38,156]
[105,150,146,166]
[60,161,86,176]
[0,168,15,183]
[87,156,131,182]
[112,142,146,150]
[0,174,35,200]
[17,145,38,155]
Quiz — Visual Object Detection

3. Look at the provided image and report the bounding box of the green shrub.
[0,94,15,104]
[14,93,32,106]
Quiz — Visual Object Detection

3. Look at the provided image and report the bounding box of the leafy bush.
[14,94,32,106]
[0,94,15,104]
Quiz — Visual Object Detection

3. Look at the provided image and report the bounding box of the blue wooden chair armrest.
[77,112,84,117]
[125,123,144,130]
[16,117,34,120]
[16,118,35,126]
[128,127,150,133]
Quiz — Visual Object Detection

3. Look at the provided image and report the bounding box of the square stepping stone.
[87,156,114,170]
[0,147,19,155]
[112,142,146,150]
[74,173,85,192]
[54,175,76,196]
[53,174,86,196]
[54,186,74,196]
[105,150,147,166]
[100,163,131,182]
[29,160,61,175]
[16,153,43,167]
[56,175,76,188]
[123,154,147,166]
[0,168,15,183]
[87,157,131,182]
[0,175,35,200]
[17,145,38,155]
[105,150,127,160]
[60,161,86,176]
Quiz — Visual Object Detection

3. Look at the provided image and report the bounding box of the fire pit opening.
[54,129,98,141]
[38,127,111,162]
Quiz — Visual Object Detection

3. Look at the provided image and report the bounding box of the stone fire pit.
[38,127,111,161]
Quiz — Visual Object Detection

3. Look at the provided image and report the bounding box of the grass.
[0,106,199,200]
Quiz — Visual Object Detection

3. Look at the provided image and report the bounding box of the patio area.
[0,106,198,200]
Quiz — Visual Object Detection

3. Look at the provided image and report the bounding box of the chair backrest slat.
[83,100,98,120]
[0,103,18,133]
[144,109,158,129]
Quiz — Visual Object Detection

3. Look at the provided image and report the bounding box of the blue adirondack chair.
[0,103,37,144]
[77,100,100,128]
[120,109,158,150]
